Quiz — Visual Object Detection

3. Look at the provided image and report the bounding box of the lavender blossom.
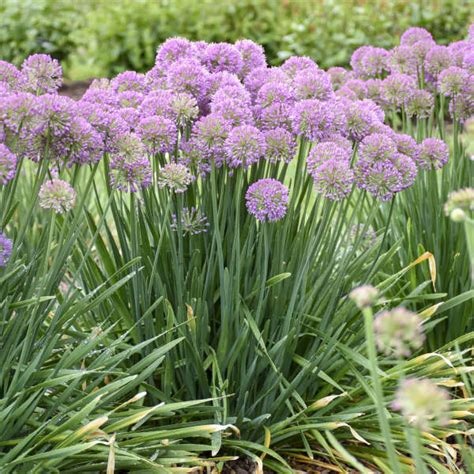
[202,43,243,75]
[264,128,297,163]
[224,125,266,168]
[21,54,62,94]
[137,115,178,154]
[158,163,194,192]
[0,231,13,267]
[311,159,354,201]
[246,179,289,222]
[416,138,449,170]
[39,178,76,213]
[0,144,17,185]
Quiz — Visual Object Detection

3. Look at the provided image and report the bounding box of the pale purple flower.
[365,79,385,104]
[0,231,13,267]
[359,47,390,78]
[392,379,450,430]
[291,99,338,142]
[401,27,433,46]
[255,102,293,131]
[211,97,253,127]
[212,84,251,108]
[82,87,119,109]
[393,133,419,161]
[359,133,397,162]
[294,69,333,101]
[349,285,379,309]
[311,159,354,201]
[139,90,175,119]
[388,45,416,75]
[307,142,351,176]
[137,115,178,154]
[438,66,471,97]
[344,101,380,142]
[39,178,76,213]
[167,59,210,102]
[0,61,23,90]
[202,43,243,75]
[224,125,266,168]
[416,138,449,170]
[343,79,368,99]
[327,67,353,90]
[155,37,196,68]
[263,128,297,163]
[405,89,434,118]
[117,91,144,109]
[425,46,453,79]
[21,54,62,94]
[350,46,372,76]
[158,163,194,192]
[0,144,17,185]
[243,66,286,99]
[392,153,418,190]
[355,159,403,201]
[246,179,289,222]
[281,56,318,79]
[111,71,148,93]
[235,39,267,78]
[170,92,199,126]
[382,73,417,108]
[256,82,295,108]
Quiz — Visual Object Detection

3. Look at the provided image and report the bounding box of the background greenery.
[0,0,472,80]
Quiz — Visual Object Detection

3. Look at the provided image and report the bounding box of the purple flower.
[344,101,380,142]
[158,163,194,192]
[82,87,119,109]
[0,144,17,185]
[246,179,289,222]
[294,69,333,101]
[21,54,62,94]
[416,138,449,170]
[224,125,266,168]
[117,91,144,108]
[393,133,419,161]
[343,79,368,99]
[0,231,13,267]
[207,71,243,99]
[307,142,351,176]
[0,61,23,90]
[405,89,434,118]
[355,47,389,78]
[311,159,354,201]
[39,178,76,213]
[65,116,104,165]
[388,46,417,75]
[425,46,453,79]
[355,160,403,201]
[170,92,199,126]
[212,84,251,108]
[243,66,286,99]
[382,73,417,108]
[211,97,253,127]
[139,90,175,119]
[235,39,267,78]
[359,133,397,162]
[109,134,152,192]
[281,56,318,79]
[350,46,372,76]
[202,43,243,75]
[256,82,295,108]
[118,107,140,129]
[264,128,297,163]
[255,102,293,131]
[438,66,471,97]
[167,59,210,102]
[392,153,418,190]
[327,67,353,90]
[111,71,148,93]
[137,115,178,154]
[155,37,196,68]
[291,99,339,142]
[449,88,474,122]
[401,27,433,46]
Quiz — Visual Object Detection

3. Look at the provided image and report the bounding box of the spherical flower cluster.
[404,89,434,118]
[438,66,471,97]
[202,43,243,75]
[0,231,13,267]
[137,115,178,154]
[352,46,389,78]
[21,54,62,94]
[246,179,289,222]
[235,39,266,78]
[392,379,450,430]
[344,101,380,142]
[155,37,196,68]
[359,133,397,162]
[374,307,425,357]
[224,125,266,168]
[382,73,416,108]
[171,207,209,235]
[39,178,76,213]
[0,60,23,90]
[281,56,318,78]
[0,144,17,185]
[311,159,354,201]
[349,285,379,309]
[111,71,147,93]
[291,99,339,142]
[327,67,353,89]
[294,69,333,101]
[444,187,474,221]
[416,138,449,170]
[264,128,297,163]
[424,46,453,79]
[307,142,351,175]
[158,163,194,193]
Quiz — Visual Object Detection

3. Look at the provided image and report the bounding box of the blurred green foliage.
[0,0,472,79]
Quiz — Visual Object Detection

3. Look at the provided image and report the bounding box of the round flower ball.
[39,178,76,214]
[245,179,289,222]
[0,231,13,267]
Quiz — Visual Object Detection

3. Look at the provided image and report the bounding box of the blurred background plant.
[0,0,472,80]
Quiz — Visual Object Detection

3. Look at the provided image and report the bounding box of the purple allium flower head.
[264,128,297,163]
[202,43,243,75]
[393,133,419,161]
[469,23,474,43]
[294,69,333,101]
[82,87,119,109]
[65,116,104,165]
[365,79,385,103]
[224,124,266,168]
[392,379,450,430]
[401,27,433,46]
[358,47,390,78]
[0,231,13,267]
[327,67,353,90]
[350,46,372,76]
[449,87,474,122]
[382,73,417,108]
[192,114,231,167]
[39,178,76,213]
[463,49,474,73]
[211,97,253,126]
[349,285,379,309]
[281,56,318,79]
[243,66,286,100]
[167,59,210,102]
[359,133,397,162]
[0,61,23,90]
[0,144,17,185]
[291,99,339,142]
[405,89,434,118]
[321,134,353,153]
[207,71,242,98]
[145,64,167,90]
[109,134,152,192]
[21,54,62,94]
[311,159,354,201]
[360,99,385,122]
[425,46,453,79]
[171,207,209,235]
[374,307,424,357]
[117,90,145,108]
[416,138,449,170]
[246,178,289,222]
[344,101,380,142]
[255,102,293,131]
[155,37,196,68]
[158,163,194,192]
[235,39,267,78]
[307,141,351,176]
[137,115,178,154]
[0,92,37,136]
[355,159,403,201]
[438,66,471,97]
[392,153,418,190]
[170,92,199,126]
[343,79,368,99]
[212,84,251,108]
[111,71,148,93]
[388,45,417,75]
[255,81,295,108]
[411,39,437,66]
[118,107,140,129]
[139,89,174,119]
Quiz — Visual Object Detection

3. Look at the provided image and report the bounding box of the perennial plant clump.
[0,22,473,474]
